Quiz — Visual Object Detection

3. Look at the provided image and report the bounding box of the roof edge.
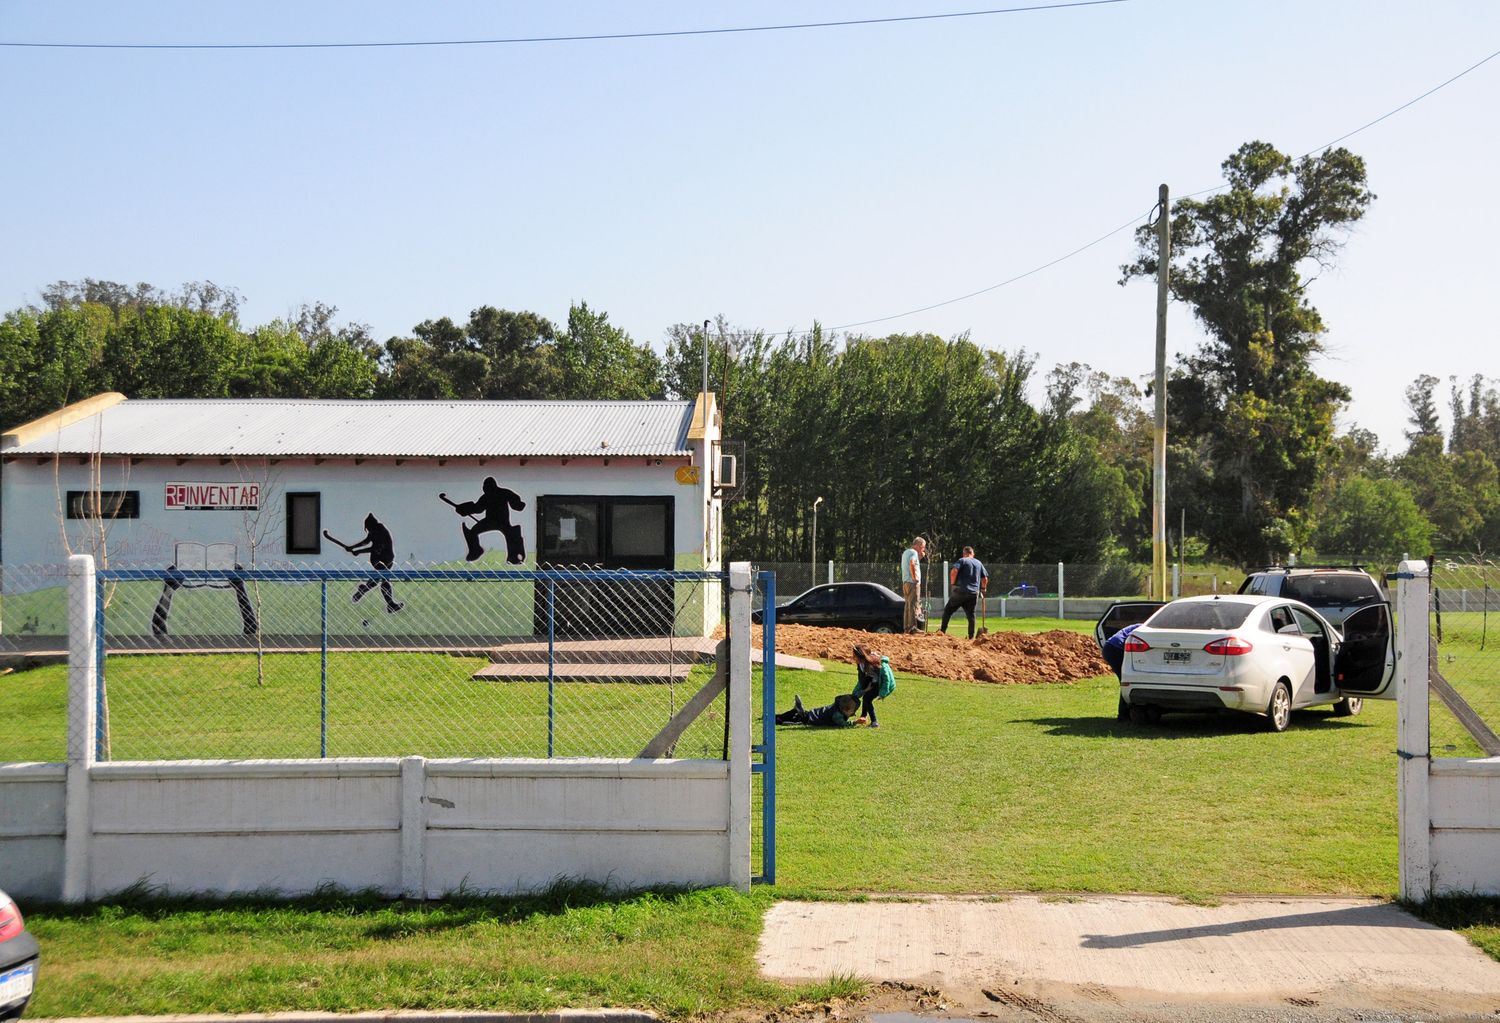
[1,392,127,451]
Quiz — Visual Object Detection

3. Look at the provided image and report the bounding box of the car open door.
[1094,601,1166,651]
[1333,602,1396,698]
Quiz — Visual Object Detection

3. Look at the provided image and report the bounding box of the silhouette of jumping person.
[329,514,404,613]
[440,477,527,563]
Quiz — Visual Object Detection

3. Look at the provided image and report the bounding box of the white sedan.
[1099,594,1395,731]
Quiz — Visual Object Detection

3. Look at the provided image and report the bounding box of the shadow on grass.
[1019,709,1372,739]
[25,877,722,939]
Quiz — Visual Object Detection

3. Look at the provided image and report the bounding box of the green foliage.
[1123,141,1374,566]
[1312,476,1433,561]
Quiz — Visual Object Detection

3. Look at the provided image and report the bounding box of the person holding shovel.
[941,546,989,639]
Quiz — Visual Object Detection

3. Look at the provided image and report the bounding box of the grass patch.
[23,884,863,1019]
[772,660,1404,896]
[1406,895,1500,962]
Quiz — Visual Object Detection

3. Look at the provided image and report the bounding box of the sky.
[3,0,1497,451]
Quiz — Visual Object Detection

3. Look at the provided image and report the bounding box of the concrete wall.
[1429,759,1500,895]
[1397,561,1500,899]
[0,757,731,901]
[0,557,754,902]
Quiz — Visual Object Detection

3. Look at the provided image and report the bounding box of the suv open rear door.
[1094,601,1166,651]
[1333,603,1397,698]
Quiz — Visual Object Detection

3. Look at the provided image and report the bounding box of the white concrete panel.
[424,773,729,833]
[0,765,66,836]
[88,831,402,898]
[90,766,400,835]
[423,830,729,896]
[0,837,65,900]
[1431,828,1500,896]
[1430,767,1500,829]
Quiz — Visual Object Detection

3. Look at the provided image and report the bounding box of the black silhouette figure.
[324,514,404,613]
[440,477,527,563]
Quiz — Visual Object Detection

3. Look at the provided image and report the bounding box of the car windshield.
[1282,574,1380,607]
[1147,601,1254,631]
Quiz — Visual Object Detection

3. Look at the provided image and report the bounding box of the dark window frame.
[66,490,140,520]
[285,492,322,555]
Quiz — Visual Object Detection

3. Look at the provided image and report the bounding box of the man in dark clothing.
[346,513,404,613]
[1102,623,1141,680]
[775,693,859,728]
[941,546,989,639]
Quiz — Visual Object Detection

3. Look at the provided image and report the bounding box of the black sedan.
[0,890,37,1021]
[751,582,906,633]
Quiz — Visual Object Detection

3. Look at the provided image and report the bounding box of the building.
[1,392,727,636]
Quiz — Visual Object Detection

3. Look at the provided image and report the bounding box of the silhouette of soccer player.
[440,477,527,563]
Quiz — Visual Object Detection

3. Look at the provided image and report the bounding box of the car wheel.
[1117,695,1129,721]
[873,622,897,635]
[1265,682,1292,732]
[1333,696,1363,717]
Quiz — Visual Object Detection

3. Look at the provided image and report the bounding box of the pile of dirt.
[756,623,1109,684]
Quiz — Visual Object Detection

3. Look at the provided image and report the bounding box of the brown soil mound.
[757,623,1109,684]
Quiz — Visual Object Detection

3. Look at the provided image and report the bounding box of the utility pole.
[1152,184,1170,602]
[811,496,823,588]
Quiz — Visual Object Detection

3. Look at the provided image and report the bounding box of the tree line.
[4,140,1497,568]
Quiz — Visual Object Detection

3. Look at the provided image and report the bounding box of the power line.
[0,1,1127,50]
[768,44,1500,343]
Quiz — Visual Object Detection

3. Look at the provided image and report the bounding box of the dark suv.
[1236,566,1386,626]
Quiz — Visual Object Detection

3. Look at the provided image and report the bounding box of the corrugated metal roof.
[2,399,696,458]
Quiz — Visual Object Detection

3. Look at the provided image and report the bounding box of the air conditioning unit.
[718,453,738,489]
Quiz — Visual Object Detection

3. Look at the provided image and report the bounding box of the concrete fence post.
[1057,562,1065,620]
[64,554,98,903]
[400,755,427,899]
[1396,558,1432,902]
[727,562,752,892]
[942,561,949,603]
[827,559,833,585]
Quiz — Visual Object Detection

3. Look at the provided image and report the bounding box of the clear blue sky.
[4,1,1496,450]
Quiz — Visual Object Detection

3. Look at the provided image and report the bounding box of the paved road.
[758,895,1500,1019]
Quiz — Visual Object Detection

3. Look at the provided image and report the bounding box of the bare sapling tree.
[234,458,284,687]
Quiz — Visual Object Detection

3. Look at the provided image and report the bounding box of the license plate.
[0,963,34,1005]
[1163,651,1191,663]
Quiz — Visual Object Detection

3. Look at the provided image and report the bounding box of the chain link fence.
[2,561,731,763]
[1431,555,1500,757]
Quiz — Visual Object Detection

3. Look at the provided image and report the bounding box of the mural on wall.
[150,542,260,637]
[325,514,405,614]
[439,477,527,564]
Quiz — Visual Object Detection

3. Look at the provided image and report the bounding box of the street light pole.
[811,496,824,587]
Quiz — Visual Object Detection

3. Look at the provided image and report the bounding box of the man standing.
[900,536,926,633]
[941,545,989,639]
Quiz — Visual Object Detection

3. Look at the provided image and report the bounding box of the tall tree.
[1404,374,1443,445]
[1122,141,1374,566]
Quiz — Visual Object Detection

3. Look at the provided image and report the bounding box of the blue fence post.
[547,579,556,758]
[320,580,328,758]
[759,571,777,885]
[94,574,106,761]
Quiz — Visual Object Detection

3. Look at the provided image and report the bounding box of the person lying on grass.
[774,693,861,728]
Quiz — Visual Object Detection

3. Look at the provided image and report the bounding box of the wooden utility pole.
[1152,184,1170,601]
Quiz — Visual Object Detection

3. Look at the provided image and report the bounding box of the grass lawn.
[22,884,857,1019]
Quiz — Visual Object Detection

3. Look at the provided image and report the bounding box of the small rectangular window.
[66,491,139,519]
[285,492,321,554]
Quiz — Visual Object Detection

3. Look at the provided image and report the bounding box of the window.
[66,491,139,519]
[1147,601,1254,631]
[285,492,321,554]
[1282,573,1382,607]
[1268,606,1299,635]
[1290,607,1326,639]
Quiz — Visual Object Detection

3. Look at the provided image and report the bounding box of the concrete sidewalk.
[758,895,1500,1015]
